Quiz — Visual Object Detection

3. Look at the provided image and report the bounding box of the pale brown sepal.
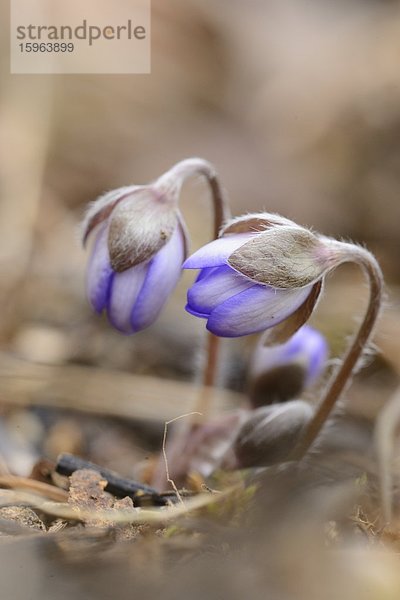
[82,186,140,246]
[261,280,323,346]
[228,226,325,288]
[108,189,178,272]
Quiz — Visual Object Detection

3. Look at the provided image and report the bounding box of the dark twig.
[56,453,168,507]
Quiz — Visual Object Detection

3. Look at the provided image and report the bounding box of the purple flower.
[82,166,192,334]
[183,232,318,338]
[86,215,187,334]
[248,325,328,407]
[251,325,328,387]
[183,210,352,339]
[82,158,231,334]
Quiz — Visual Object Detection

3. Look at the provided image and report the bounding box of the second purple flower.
[83,164,192,334]
[183,229,316,338]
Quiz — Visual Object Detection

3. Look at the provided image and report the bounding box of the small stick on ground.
[56,453,166,506]
[374,386,400,525]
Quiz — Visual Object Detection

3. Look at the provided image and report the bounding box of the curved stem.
[204,169,230,239]
[158,159,231,413]
[193,163,230,401]
[292,244,384,459]
[194,165,230,418]
[156,157,231,238]
[150,161,230,488]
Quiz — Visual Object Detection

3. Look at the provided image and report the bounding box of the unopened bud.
[107,187,179,272]
[232,400,313,468]
[248,325,328,407]
[185,211,364,341]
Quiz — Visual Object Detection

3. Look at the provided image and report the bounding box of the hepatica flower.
[184,213,328,339]
[253,325,327,385]
[84,190,186,334]
[184,212,376,341]
[82,158,228,334]
[184,210,383,459]
[83,158,228,334]
[249,325,328,407]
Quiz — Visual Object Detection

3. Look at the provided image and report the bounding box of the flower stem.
[292,244,384,459]
[157,157,231,237]
[150,162,230,488]
[160,159,231,415]
[194,163,230,419]
[205,169,231,239]
[191,332,220,422]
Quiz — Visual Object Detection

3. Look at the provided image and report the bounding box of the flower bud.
[106,187,179,272]
[248,325,328,408]
[231,400,314,468]
[184,219,323,339]
[82,162,197,333]
[184,211,358,342]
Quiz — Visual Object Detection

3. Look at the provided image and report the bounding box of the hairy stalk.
[158,157,230,238]
[191,332,220,422]
[292,245,384,459]
[173,160,231,419]
[151,163,230,489]
[198,170,229,418]
[160,158,230,398]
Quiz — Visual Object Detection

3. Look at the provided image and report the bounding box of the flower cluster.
[224,325,327,469]
[83,163,350,342]
[81,157,383,474]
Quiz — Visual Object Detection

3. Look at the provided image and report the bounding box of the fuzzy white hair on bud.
[221,212,297,236]
[107,188,179,272]
[228,226,332,289]
[233,400,314,468]
[81,185,141,246]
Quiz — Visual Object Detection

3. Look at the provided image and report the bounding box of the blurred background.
[1,1,400,598]
[0,0,399,472]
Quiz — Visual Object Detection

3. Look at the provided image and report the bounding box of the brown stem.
[205,171,231,239]
[150,162,230,488]
[291,244,384,459]
[159,158,230,395]
[203,332,220,388]
[195,166,230,410]
[175,162,230,399]
[157,158,231,239]
[194,166,230,419]
[191,333,220,422]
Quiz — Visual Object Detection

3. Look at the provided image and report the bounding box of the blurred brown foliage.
[0,1,400,598]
